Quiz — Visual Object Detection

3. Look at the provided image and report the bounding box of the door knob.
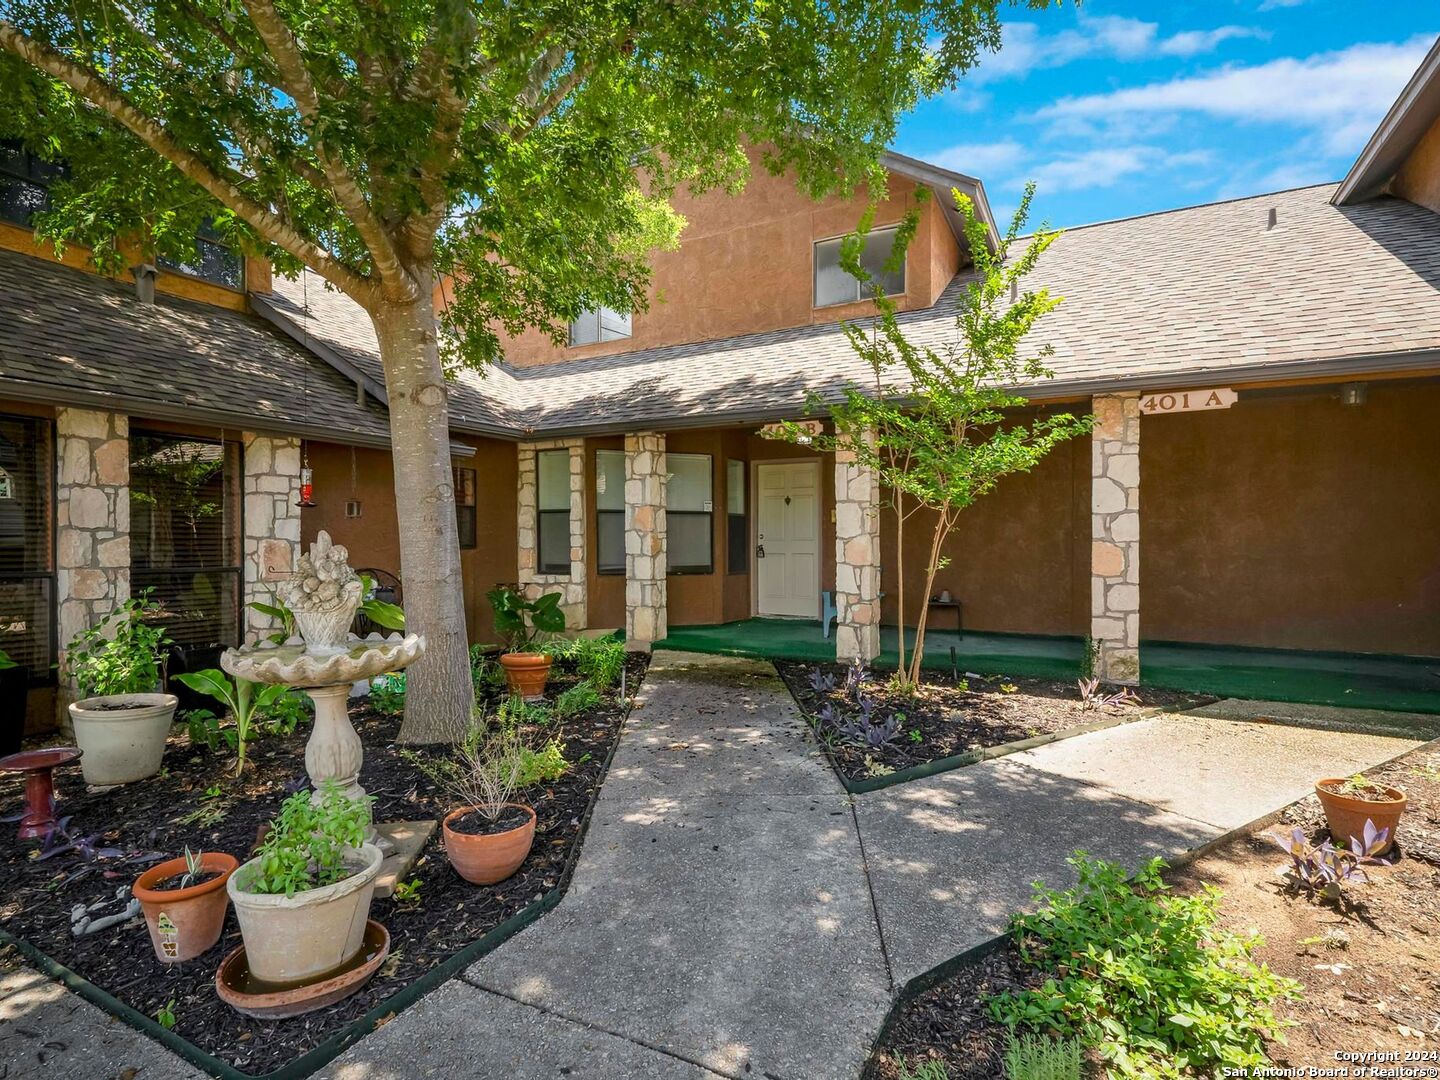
[756,545,765,558]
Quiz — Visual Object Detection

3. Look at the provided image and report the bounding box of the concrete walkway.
[4,655,1430,1080]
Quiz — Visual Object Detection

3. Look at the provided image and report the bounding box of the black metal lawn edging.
[822,706,1181,796]
[0,690,635,1080]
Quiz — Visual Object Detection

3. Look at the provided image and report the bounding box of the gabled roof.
[881,150,999,251]
[1335,35,1440,205]
[0,248,394,445]
[272,183,1440,440]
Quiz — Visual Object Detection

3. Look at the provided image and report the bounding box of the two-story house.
[4,38,1440,742]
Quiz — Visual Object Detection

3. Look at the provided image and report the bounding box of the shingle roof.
[270,183,1440,438]
[0,247,393,444]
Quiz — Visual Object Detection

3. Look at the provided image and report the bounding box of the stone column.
[624,432,667,651]
[242,434,303,642]
[56,408,130,704]
[834,445,881,663]
[516,439,587,630]
[1091,393,1140,684]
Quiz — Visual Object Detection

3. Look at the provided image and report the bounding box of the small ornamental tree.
[778,183,1092,685]
[0,0,1037,742]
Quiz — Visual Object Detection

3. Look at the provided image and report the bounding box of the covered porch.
[654,617,1440,715]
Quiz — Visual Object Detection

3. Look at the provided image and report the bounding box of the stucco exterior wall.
[301,436,518,645]
[498,148,962,368]
[1392,112,1440,214]
[1143,381,1440,656]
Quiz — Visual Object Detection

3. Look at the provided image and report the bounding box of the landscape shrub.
[987,853,1299,1079]
[554,682,603,719]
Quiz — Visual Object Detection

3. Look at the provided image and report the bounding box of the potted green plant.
[486,586,565,700]
[227,782,382,985]
[1315,773,1406,856]
[438,725,537,886]
[133,846,239,962]
[65,593,177,785]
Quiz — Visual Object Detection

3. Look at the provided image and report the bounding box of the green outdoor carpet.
[654,619,1440,715]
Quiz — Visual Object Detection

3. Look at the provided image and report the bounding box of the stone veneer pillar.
[623,432,667,651]
[516,439,587,630]
[1091,393,1141,684]
[834,445,881,663]
[56,408,130,703]
[242,434,303,642]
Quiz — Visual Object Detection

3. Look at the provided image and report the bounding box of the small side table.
[0,747,82,841]
[927,598,964,640]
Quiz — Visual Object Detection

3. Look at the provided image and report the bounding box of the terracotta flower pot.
[443,804,536,885]
[1315,778,1406,855]
[228,843,383,985]
[499,652,552,701]
[133,852,239,963]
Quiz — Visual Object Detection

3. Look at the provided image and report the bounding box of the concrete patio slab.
[854,758,1220,987]
[1185,698,1440,741]
[0,954,203,1080]
[1008,711,1422,831]
[604,649,839,798]
[321,980,724,1080]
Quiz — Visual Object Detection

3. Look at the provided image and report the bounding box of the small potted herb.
[1315,772,1406,856]
[439,725,537,885]
[133,845,239,962]
[65,593,177,785]
[227,782,382,985]
[486,586,565,700]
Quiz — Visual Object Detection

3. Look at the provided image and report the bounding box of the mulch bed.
[778,660,1212,784]
[868,739,1440,1079]
[0,652,647,1076]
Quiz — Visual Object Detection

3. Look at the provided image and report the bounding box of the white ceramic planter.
[229,843,383,985]
[68,693,178,785]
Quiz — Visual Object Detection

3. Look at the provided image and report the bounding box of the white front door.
[755,461,820,618]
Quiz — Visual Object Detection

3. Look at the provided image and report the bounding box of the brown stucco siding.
[499,148,958,369]
[1143,381,1440,656]
[1392,112,1440,214]
[878,433,1088,638]
[301,436,518,645]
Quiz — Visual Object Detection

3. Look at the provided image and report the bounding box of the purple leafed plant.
[807,668,837,694]
[1270,820,1390,902]
[35,818,166,887]
[1077,677,1140,712]
[842,656,870,701]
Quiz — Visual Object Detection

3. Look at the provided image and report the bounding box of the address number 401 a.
[1139,388,1237,414]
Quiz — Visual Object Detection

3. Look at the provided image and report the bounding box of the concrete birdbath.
[220,532,424,837]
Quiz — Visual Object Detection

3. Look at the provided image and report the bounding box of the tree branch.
[239,0,414,300]
[0,19,373,302]
[512,56,597,142]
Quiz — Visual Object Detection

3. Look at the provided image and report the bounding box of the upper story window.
[569,306,631,347]
[159,221,245,290]
[813,225,906,308]
[0,141,63,228]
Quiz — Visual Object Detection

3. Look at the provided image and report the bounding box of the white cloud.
[1038,35,1435,151]
[1014,146,1214,194]
[1258,0,1306,10]
[968,15,1265,85]
[927,140,1026,175]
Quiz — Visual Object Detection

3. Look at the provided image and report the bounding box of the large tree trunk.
[371,279,475,743]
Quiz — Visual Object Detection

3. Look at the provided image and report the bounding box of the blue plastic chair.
[821,591,837,638]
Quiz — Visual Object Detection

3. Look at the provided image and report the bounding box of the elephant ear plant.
[174,669,295,777]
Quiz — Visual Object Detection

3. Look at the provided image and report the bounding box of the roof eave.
[881,150,1000,252]
[1334,35,1440,206]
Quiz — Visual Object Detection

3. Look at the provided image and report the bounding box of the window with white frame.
[813,225,906,308]
[667,453,713,575]
[595,449,625,575]
[568,306,631,346]
[537,450,571,575]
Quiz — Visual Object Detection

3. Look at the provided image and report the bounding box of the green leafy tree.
[0,0,1037,740]
[778,184,1091,685]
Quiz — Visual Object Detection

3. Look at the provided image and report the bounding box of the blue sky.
[896,3,1437,229]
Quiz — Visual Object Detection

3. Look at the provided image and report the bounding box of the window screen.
[0,141,63,228]
[0,414,54,683]
[537,449,571,575]
[726,459,747,574]
[158,233,245,290]
[595,449,625,575]
[569,306,632,346]
[453,466,476,549]
[130,431,242,649]
[813,225,905,307]
[668,454,712,575]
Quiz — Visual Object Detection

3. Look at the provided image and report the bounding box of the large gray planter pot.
[228,843,383,985]
[68,693,177,785]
